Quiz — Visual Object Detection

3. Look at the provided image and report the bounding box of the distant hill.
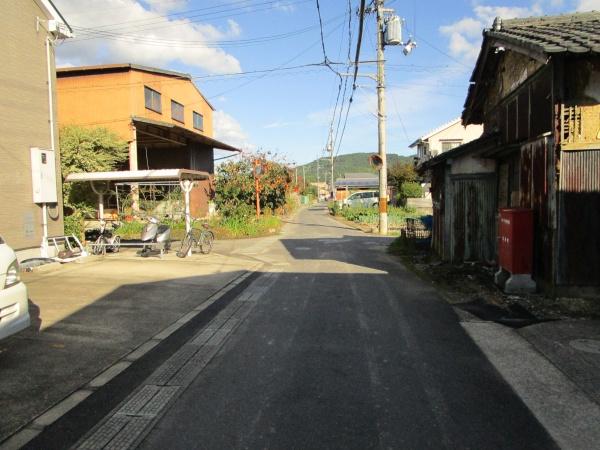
[297,152,414,183]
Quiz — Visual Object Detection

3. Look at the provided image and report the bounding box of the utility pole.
[316,155,320,198]
[376,0,388,235]
[327,129,334,200]
[302,165,306,191]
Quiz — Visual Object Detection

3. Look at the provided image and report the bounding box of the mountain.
[296,153,415,183]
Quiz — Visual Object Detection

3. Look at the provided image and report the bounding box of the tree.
[214,153,291,219]
[388,161,420,205]
[60,125,129,208]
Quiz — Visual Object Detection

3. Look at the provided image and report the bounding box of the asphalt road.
[134,206,556,450]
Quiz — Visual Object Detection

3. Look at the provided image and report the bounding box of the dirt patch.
[389,236,600,320]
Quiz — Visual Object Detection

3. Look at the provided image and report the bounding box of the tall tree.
[60,125,128,208]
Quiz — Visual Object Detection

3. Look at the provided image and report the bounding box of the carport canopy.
[65,169,210,236]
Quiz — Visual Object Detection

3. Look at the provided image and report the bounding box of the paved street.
[129,206,555,449]
[7,206,568,450]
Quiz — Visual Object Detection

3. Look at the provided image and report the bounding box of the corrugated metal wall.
[557,149,600,286]
[430,165,446,259]
[449,174,497,262]
[520,136,555,286]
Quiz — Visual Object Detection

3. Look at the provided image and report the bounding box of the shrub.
[214,153,292,219]
[401,182,423,199]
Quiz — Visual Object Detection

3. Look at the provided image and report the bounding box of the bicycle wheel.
[199,231,213,254]
[111,236,121,253]
[177,233,193,258]
[91,236,104,255]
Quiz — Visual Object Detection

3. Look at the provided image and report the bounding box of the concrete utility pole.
[376,0,388,235]
[302,165,306,191]
[316,155,320,196]
[327,129,334,200]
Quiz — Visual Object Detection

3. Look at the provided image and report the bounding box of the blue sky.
[53,0,598,164]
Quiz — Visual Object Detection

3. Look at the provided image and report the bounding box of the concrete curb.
[462,321,600,450]
[0,264,262,450]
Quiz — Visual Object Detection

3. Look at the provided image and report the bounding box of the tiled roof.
[462,11,600,125]
[487,11,600,55]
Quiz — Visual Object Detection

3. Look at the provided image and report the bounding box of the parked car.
[342,191,379,208]
[0,236,29,340]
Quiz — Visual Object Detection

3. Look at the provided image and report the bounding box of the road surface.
[134,206,556,449]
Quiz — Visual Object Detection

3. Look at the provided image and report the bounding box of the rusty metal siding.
[559,150,600,192]
[430,165,446,258]
[450,174,497,262]
[557,149,600,286]
[519,136,555,285]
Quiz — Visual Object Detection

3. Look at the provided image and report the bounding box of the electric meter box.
[30,147,58,203]
[384,16,402,46]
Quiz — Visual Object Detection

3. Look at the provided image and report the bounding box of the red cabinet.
[498,209,533,274]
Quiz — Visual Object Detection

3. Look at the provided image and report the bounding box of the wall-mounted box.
[30,148,58,203]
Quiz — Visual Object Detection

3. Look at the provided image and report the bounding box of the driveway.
[0,245,260,443]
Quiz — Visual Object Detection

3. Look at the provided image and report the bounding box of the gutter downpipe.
[42,36,55,257]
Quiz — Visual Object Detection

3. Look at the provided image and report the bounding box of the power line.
[207,19,347,99]
[332,0,365,160]
[70,0,312,38]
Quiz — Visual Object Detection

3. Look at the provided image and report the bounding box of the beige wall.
[427,122,483,158]
[56,70,134,139]
[0,1,64,253]
[57,68,214,141]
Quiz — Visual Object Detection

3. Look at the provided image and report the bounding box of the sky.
[52,0,600,165]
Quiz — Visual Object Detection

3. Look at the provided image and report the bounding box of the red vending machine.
[495,208,536,293]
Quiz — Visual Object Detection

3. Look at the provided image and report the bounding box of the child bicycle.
[176,218,214,257]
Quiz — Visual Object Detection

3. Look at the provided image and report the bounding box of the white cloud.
[439,3,545,64]
[213,111,255,151]
[577,0,600,10]
[263,121,295,129]
[54,0,241,74]
[273,1,297,13]
[143,0,188,14]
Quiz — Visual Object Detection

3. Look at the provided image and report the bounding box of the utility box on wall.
[30,148,58,203]
[495,208,536,293]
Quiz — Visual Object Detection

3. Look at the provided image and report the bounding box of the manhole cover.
[569,339,600,354]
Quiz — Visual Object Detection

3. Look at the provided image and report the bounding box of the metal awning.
[132,116,240,152]
[65,169,209,246]
[65,169,209,183]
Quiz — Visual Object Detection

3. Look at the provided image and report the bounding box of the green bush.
[401,182,423,199]
[337,205,421,228]
[214,153,292,219]
[328,201,340,216]
[213,215,281,239]
[64,211,85,241]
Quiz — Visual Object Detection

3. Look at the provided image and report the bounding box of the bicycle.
[176,218,214,257]
[90,220,121,256]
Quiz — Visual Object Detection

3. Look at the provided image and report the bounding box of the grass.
[336,205,422,228]
[212,214,282,239]
[111,215,282,241]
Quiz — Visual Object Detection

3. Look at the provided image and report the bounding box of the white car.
[342,191,379,208]
[0,236,29,340]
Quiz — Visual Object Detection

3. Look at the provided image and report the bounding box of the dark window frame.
[144,86,162,113]
[193,111,204,131]
[171,100,184,123]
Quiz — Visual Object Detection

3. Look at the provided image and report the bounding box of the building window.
[144,86,162,113]
[193,111,204,131]
[441,140,462,151]
[171,100,184,123]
